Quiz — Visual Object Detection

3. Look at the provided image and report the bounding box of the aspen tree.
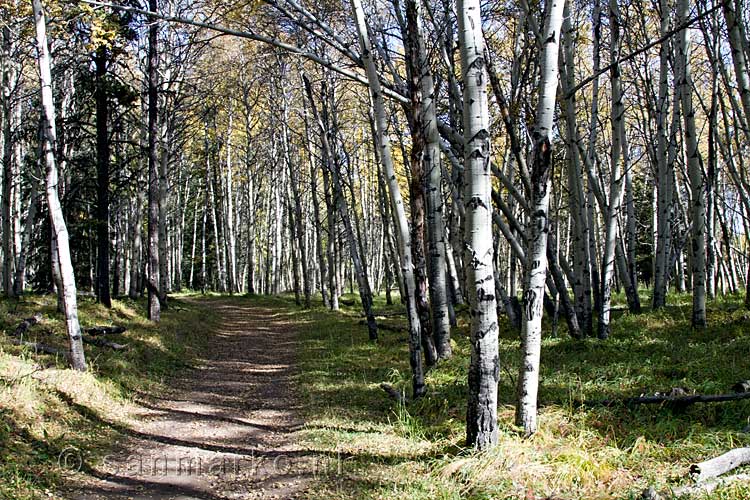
[457,0,500,448]
[515,0,565,437]
[676,0,707,327]
[31,0,86,370]
[351,0,426,397]
[147,0,161,321]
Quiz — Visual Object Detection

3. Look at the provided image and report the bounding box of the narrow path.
[69,299,315,500]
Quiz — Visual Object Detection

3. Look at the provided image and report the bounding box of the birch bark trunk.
[400,0,437,366]
[209,162,225,292]
[13,134,41,296]
[376,164,394,306]
[561,2,593,336]
[351,0,425,397]
[406,0,451,360]
[706,64,719,300]
[676,0,707,328]
[200,176,208,292]
[1,26,14,297]
[225,110,238,293]
[282,89,310,307]
[188,179,200,288]
[597,0,626,340]
[457,0,500,447]
[515,0,565,437]
[95,46,111,307]
[319,128,339,310]
[723,0,750,127]
[303,76,377,340]
[146,0,161,321]
[174,174,188,292]
[303,102,328,306]
[653,0,673,309]
[623,133,637,290]
[158,114,169,302]
[585,0,603,316]
[288,188,302,306]
[32,0,86,370]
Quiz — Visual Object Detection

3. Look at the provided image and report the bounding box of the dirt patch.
[64,299,323,500]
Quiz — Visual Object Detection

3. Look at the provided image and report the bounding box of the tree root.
[379,383,406,404]
[85,325,126,336]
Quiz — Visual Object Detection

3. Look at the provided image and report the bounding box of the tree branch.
[567,0,730,98]
[80,0,408,104]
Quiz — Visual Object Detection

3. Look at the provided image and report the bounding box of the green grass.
[0,292,219,499]
[290,290,750,499]
[2,289,750,499]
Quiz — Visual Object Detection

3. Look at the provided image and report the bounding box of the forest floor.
[64,298,313,499]
[0,295,324,499]
[2,292,750,499]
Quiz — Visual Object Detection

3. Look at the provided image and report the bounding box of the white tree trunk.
[32,0,86,370]
[129,185,144,298]
[1,26,15,297]
[225,109,238,293]
[561,1,593,336]
[423,73,451,354]
[351,0,425,397]
[146,0,161,321]
[676,0,706,327]
[406,0,451,360]
[515,0,565,437]
[597,0,626,339]
[723,0,750,130]
[158,114,170,300]
[457,0,500,448]
[13,150,40,296]
[653,0,672,309]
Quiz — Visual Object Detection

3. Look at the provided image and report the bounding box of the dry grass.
[293,291,750,499]
[0,293,216,499]
[2,291,750,499]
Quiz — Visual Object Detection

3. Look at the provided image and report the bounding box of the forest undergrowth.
[1,291,749,499]
[0,293,217,499]
[294,291,750,499]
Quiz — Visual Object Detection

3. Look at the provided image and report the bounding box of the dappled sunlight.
[291,291,750,498]
[39,296,319,499]
[3,292,750,498]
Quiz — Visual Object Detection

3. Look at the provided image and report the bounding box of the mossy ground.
[1,290,749,499]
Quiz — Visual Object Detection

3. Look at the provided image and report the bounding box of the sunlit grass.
[1,288,749,499]
[0,292,218,499]
[292,289,750,499]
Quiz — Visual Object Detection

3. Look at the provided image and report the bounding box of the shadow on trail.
[63,297,327,500]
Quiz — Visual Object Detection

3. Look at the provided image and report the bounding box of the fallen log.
[10,338,67,357]
[675,474,750,497]
[359,319,406,333]
[641,474,750,499]
[360,310,407,318]
[690,447,750,482]
[12,313,43,337]
[85,325,126,336]
[82,336,128,350]
[584,390,750,409]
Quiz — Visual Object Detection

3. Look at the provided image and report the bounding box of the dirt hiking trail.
[67,299,326,500]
